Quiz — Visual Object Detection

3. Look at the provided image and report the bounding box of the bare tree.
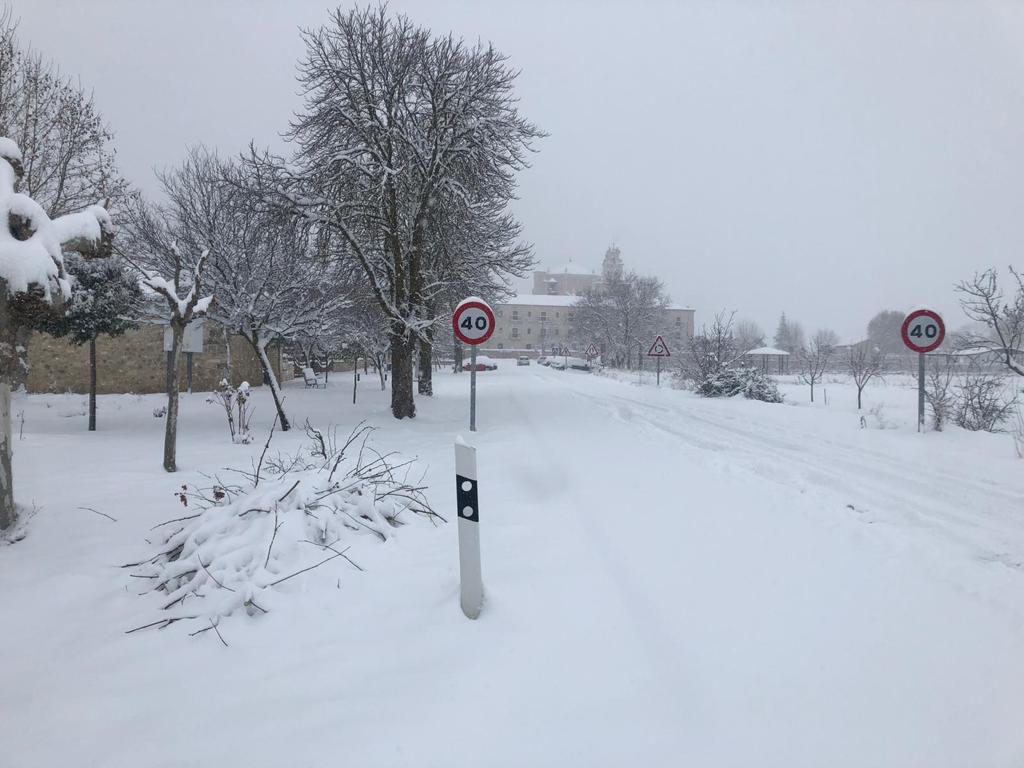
[956,268,1024,377]
[244,6,542,419]
[572,270,668,368]
[0,11,126,219]
[153,149,351,431]
[143,245,211,473]
[798,329,837,403]
[734,319,765,354]
[123,197,212,472]
[847,342,884,409]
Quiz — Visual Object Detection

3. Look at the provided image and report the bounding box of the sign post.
[455,437,483,619]
[647,334,671,386]
[900,309,945,432]
[452,298,495,432]
[585,343,599,365]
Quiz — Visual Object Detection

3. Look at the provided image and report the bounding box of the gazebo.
[744,346,790,374]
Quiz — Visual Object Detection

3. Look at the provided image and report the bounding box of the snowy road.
[3,364,1024,767]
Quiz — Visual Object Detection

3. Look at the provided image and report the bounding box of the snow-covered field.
[2,363,1024,767]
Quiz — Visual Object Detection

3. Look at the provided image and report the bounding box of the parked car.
[461,355,498,372]
[537,356,549,366]
[517,356,531,366]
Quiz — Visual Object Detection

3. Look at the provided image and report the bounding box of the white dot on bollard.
[461,480,473,492]
[462,506,474,517]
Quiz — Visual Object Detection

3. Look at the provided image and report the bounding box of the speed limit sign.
[452,298,495,346]
[453,297,495,433]
[901,309,945,353]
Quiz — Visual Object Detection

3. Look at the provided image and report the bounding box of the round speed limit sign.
[901,309,945,353]
[452,298,496,346]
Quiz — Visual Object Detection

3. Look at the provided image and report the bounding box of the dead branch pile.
[126,422,442,635]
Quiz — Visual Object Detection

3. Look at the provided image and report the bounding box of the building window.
[554,329,560,337]
[512,327,519,338]
[527,328,531,335]
[528,311,532,318]
[540,311,547,320]
[556,312,560,318]
[676,316,682,325]
[526,343,533,350]
[567,312,573,321]
[512,310,519,321]
[497,343,504,349]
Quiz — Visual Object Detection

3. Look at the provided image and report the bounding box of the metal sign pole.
[470,345,477,432]
[918,351,925,433]
[455,438,483,619]
[656,356,661,387]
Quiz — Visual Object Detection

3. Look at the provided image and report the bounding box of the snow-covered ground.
[2,363,1024,767]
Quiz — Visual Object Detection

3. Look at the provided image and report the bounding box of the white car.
[517,356,531,366]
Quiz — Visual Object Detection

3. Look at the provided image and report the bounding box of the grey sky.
[12,0,1024,341]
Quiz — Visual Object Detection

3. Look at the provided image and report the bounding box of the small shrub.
[953,375,1017,432]
[698,367,783,403]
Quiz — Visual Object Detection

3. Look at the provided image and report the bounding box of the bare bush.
[679,310,737,382]
[207,379,253,444]
[925,357,957,431]
[952,376,1017,432]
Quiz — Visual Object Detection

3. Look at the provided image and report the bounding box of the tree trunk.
[246,333,290,431]
[390,329,416,419]
[164,324,184,472]
[857,386,863,410]
[88,337,97,432]
[0,380,13,530]
[223,328,233,385]
[810,381,815,403]
[418,329,433,396]
[454,332,463,373]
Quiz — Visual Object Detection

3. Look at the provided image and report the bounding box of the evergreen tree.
[41,255,141,431]
[773,312,791,351]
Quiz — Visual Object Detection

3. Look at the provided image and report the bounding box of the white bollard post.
[455,437,483,619]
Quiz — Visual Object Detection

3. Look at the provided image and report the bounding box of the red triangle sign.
[647,335,671,357]
[586,343,599,358]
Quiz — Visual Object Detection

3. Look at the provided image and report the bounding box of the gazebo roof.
[745,346,790,356]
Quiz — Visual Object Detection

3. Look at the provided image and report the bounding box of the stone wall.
[26,324,286,395]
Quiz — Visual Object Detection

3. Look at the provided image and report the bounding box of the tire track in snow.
[557,379,1024,574]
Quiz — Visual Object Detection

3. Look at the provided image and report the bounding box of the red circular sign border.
[900,309,945,353]
[452,300,496,346]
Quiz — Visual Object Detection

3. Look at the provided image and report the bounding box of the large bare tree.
[245,6,542,418]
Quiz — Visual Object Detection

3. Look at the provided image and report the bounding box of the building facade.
[487,294,694,356]
[531,262,603,296]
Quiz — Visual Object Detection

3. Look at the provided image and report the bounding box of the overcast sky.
[12,0,1024,341]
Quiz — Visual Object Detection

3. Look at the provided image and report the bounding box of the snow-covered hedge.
[128,423,442,636]
[698,367,783,403]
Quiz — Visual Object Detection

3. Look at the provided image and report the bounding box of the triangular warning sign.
[586,343,599,358]
[647,335,671,357]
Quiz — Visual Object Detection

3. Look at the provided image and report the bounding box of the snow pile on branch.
[0,138,113,300]
[698,367,784,403]
[127,423,443,634]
